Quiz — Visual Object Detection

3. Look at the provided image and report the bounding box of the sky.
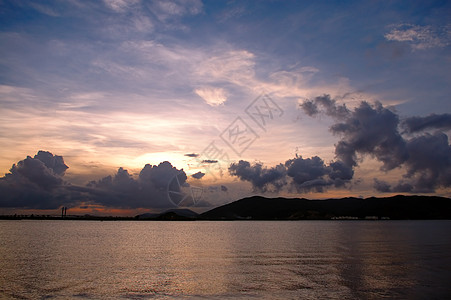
[0,0,450,215]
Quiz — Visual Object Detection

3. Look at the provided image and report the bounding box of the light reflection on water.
[0,220,450,299]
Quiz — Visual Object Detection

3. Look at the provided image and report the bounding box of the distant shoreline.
[2,216,451,221]
[2,195,450,221]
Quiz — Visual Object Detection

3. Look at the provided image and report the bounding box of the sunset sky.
[1,0,450,215]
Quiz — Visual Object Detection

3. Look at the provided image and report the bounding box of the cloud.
[300,94,349,119]
[191,171,205,179]
[86,161,194,208]
[402,113,451,133]
[184,153,199,157]
[29,3,60,16]
[285,156,329,191]
[229,160,286,192]
[403,132,451,192]
[0,151,74,209]
[202,159,218,164]
[373,179,414,193]
[0,152,193,210]
[196,50,255,85]
[33,150,69,176]
[302,95,408,171]
[148,0,203,21]
[301,95,451,193]
[373,178,392,193]
[9,151,67,190]
[328,160,354,187]
[229,156,353,192]
[194,87,227,106]
[103,0,140,12]
[384,24,451,50]
[286,156,353,191]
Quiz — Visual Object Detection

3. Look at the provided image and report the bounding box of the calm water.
[0,220,450,299]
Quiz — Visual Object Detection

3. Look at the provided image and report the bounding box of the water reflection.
[0,220,450,299]
[335,221,451,299]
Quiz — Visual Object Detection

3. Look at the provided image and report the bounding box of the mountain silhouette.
[199,195,451,220]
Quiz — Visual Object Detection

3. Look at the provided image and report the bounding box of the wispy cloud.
[148,0,203,21]
[103,0,140,12]
[194,87,227,106]
[385,24,451,50]
[29,3,60,16]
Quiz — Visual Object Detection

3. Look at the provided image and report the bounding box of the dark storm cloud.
[301,94,349,119]
[202,159,218,164]
[402,113,451,133]
[285,156,353,191]
[0,151,78,209]
[191,171,205,179]
[229,160,286,192]
[329,160,354,187]
[403,132,451,192]
[285,156,330,192]
[301,95,451,193]
[184,153,199,157]
[373,179,414,193]
[393,182,414,193]
[331,101,407,171]
[373,178,392,193]
[88,161,188,208]
[33,150,69,175]
[229,156,353,192]
[0,152,190,209]
[9,155,64,190]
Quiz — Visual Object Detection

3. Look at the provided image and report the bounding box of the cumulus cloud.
[229,160,286,192]
[0,151,73,209]
[228,155,353,192]
[384,24,451,50]
[403,132,451,192]
[332,102,408,171]
[87,161,190,208]
[0,152,192,209]
[328,160,354,187]
[285,156,330,192]
[302,95,408,171]
[300,94,349,119]
[301,95,451,193]
[33,150,69,176]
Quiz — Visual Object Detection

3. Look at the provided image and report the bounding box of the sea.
[0,220,450,299]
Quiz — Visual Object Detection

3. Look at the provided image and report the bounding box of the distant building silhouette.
[61,206,67,218]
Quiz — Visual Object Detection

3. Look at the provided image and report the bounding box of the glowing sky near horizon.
[0,0,450,213]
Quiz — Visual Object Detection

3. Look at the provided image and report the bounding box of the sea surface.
[0,220,450,299]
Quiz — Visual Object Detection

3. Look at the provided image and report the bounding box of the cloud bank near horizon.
[0,151,198,210]
[229,96,450,194]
